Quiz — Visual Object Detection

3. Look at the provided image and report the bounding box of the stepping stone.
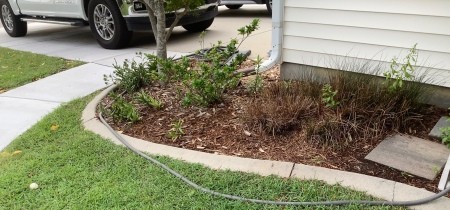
[365,134,450,180]
[429,117,450,139]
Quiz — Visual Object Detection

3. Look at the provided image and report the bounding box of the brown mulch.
[103,65,448,194]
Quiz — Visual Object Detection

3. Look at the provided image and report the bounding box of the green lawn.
[0,95,400,209]
[0,47,83,91]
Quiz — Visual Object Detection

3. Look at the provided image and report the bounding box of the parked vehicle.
[220,0,272,14]
[0,0,219,49]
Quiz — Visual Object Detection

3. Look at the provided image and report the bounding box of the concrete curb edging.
[82,87,450,210]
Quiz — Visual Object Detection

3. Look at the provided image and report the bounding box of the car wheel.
[225,4,243,10]
[88,0,132,49]
[182,18,214,33]
[0,0,27,37]
[266,0,272,15]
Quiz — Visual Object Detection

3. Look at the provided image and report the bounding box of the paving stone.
[365,134,450,180]
[429,117,450,139]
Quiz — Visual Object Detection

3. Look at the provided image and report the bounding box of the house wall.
[281,0,450,88]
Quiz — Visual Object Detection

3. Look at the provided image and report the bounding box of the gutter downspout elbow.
[259,0,284,72]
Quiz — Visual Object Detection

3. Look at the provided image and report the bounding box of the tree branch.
[140,0,158,37]
[165,7,190,42]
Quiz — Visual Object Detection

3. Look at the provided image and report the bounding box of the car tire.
[88,0,132,49]
[225,4,243,10]
[266,0,272,15]
[182,18,214,33]
[0,0,27,37]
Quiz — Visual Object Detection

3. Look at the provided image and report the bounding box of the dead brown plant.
[244,81,318,135]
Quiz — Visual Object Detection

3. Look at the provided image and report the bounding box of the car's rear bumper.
[120,1,219,31]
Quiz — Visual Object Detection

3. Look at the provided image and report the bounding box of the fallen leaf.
[50,124,59,131]
[196,146,205,149]
[12,150,22,156]
[259,148,265,153]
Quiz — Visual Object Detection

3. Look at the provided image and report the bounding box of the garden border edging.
[82,86,450,210]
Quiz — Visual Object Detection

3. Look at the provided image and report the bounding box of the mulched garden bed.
[102,65,448,194]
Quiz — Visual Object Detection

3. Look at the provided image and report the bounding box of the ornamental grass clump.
[245,46,432,151]
[244,81,318,135]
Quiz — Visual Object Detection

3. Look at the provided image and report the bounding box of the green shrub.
[384,44,418,92]
[104,53,158,93]
[109,94,140,123]
[247,56,264,94]
[321,84,340,109]
[182,62,241,106]
[180,20,260,106]
[443,127,450,147]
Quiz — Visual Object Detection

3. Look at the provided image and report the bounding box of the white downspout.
[259,0,284,72]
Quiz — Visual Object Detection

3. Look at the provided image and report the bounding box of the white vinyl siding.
[282,0,450,87]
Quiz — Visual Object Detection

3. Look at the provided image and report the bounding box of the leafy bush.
[107,20,260,108]
[179,20,260,106]
[247,56,264,94]
[321,84,339,109]
[109,93,140,123]
[104,53,159,93]
[182,62,241,106]
[384,44,418,92]
[443,126,450,147]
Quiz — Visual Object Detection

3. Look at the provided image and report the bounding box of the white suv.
[220,0,272,14]
[0,0,219,49]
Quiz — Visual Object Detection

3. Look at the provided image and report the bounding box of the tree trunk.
[140,0,192,60]
[155,0,167,60]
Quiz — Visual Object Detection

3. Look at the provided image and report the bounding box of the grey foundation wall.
[280,62,450,108]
